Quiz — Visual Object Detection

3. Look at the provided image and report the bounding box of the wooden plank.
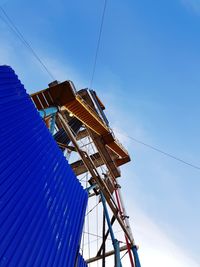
[87,129,121,179]
[86,245,127,263]
[57,112,133,244]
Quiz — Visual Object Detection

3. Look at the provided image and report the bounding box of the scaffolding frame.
[30,81,141,267]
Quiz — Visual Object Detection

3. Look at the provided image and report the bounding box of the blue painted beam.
[132,246,141,267]
[100,192,122,267]
[38,107,58,118]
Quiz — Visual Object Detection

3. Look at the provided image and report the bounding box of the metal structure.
[0,65,141,266]
[31,79,141,266]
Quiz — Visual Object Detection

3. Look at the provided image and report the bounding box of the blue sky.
[0,0,200,266]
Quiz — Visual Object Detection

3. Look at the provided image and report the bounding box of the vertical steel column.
[50,113,56,135]
[38,107,57,134]
[100,192,122,267]
[116,183,134,242]
[38,107,58,118]
[114,186,135,267]
[115,182,141,267]
[131,246,141,267]
[102,210,106,267]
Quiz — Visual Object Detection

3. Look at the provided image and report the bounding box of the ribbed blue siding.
[0,66,88,267]
[77,254,88,267]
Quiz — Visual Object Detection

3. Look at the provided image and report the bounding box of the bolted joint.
[133,244,139,250]
[115,183,121,189]
[112,238,119,247]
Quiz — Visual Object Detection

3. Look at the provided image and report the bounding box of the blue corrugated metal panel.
[77,254,87,267]
[0,66,88,267]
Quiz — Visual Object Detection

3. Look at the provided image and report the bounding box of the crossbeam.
[86,245,127,263]
[57,112,133,245]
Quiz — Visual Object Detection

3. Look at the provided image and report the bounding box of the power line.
[119,132,200,171]
[0,6,56,80]
[90,0,107,89]
[3,5,198,172]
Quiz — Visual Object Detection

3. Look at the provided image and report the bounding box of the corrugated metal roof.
[0,66,88,267]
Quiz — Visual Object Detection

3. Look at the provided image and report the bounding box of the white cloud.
[0,27,87,92]
[28,59,199,266]
[0,29,199,267]
[129,208,199,267]
[85,204,199,266]
[97,86,199,266]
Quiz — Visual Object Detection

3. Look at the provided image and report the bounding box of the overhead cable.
[0,6,56,80]
[120,133,200,171]
[90,0,107,89]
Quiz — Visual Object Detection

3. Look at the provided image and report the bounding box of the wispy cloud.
[0,29,199,266]
[129,208,199,267]
[0,26,87,93]
[97,81,200,265]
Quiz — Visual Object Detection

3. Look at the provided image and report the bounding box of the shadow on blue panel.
[0,66,88,267]
[77,254,88,267]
